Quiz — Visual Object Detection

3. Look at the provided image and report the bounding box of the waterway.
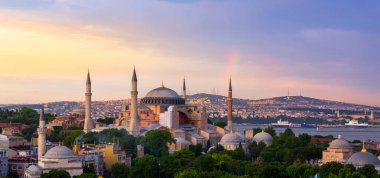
[235,124,380,141]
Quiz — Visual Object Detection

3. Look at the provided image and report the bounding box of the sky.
[0,0,380,106]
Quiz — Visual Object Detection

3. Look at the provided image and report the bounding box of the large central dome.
[145,87,181,98]
[142,86,185,105]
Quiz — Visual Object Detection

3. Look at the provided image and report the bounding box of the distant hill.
[188,93,379,110]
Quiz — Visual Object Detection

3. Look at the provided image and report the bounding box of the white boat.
[271,119,292,128]
[345,120,369,128]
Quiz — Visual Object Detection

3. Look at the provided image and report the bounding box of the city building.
[0,123,29,136]
[100,142,131,170]
[322,134,354,164]
[0,134,27,158]
[0,148,8,177]
[8,156,36,178]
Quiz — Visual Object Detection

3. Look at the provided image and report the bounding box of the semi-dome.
[220,133,244,144]
[43,146,76,158]
[329,134,352,149]
[347,152,380,166]
[253,131,273,145]
[142,86,185,105]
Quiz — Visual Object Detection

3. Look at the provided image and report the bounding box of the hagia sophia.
[23,67,380,177]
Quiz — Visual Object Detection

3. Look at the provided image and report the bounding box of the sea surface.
[235,124,380,141]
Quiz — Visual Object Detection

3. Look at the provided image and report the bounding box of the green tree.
[41,169,70,178]
[141,130,175,157]
[357,164,378,178]
[248,141,266,159]
[47,126,63,142]
[64,130,83,147]
[214,121,227,128]
[110,163,129,178]
[175,169,198,178]
[189,144,203,157]
[264,127,276,137]
[21,124,38,140]
[75,173,97,178]
[320,162,344,178]
[7,172,19,178]
[130,155,159,178]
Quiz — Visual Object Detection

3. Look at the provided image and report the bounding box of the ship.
[271,120,316,128]
[345,120,369,128]
[271,119,292,128]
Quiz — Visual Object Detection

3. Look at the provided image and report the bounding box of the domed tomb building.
[219,131,248,152]
[322,134,354,164]
[252,130,273,146]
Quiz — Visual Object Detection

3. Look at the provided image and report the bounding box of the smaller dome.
[253,131,273,145]
[175,137,191,145]
[44,146,76,158]
[329,134,352,149]
[26,165,41,172]
[220,133,244,144]
[347,152,380,166]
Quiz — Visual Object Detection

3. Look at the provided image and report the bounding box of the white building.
[25,146,83,178]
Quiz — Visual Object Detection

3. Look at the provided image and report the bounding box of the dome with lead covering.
[146,87,181,98]
[329,134,352,149]
[347,152,380,166]
[253,131,273,145]
[142,86,185,105]
[220,133,244,144]
[43,146,76,158]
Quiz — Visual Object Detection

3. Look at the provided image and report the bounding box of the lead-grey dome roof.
[347,152,380,166]
[220,133,244,144]
[145,87,181,98]
[253,131,273,145]
[142,87,185,105]
[44,146,76,158]
[329,134,352,149]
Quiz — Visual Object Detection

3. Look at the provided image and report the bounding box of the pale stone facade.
[83,71,94,133]
[322,134,354,164]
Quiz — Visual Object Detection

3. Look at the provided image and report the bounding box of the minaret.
[130,67,139,136]
[83,70,93,133]
[37,106,47,160]
[182,77,187,100]
[227,76,233,130]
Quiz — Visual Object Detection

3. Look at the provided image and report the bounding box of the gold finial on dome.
[161,80,165,88]
[361,141,367,152]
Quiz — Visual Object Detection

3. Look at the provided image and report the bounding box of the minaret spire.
[227,76,233,130]
[84,70,93,133]
[130,67,140,136]
[182,77,187,100]
[37,106,47,160]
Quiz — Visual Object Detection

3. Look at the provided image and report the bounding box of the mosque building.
[25,108,83,178]
[113,68,220,146]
